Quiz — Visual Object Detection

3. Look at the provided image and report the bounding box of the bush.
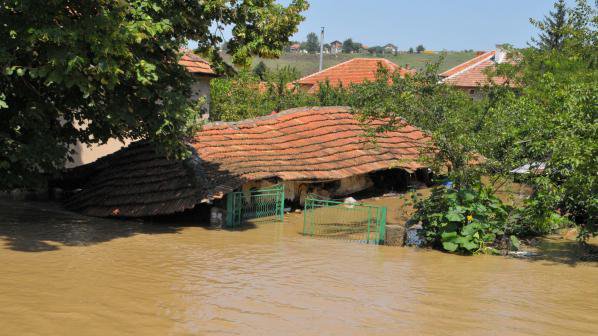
[411,185,511,254]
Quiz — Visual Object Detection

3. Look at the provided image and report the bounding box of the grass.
[222,51,477,77]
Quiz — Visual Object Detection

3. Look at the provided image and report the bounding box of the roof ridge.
[205,106,351,128]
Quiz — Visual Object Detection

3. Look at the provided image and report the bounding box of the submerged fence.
[303,195,387,245]
[225,184,285,228]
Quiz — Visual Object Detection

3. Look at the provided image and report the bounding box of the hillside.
[222,51,476,77]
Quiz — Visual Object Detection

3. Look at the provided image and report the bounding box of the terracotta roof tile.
[440,51,509,88]
[295,58,416,92]
[65,107,433,217]
[178,52,217,76]
[192,106,433,184]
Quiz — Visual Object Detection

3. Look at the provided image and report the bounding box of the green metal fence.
[225,184,285,228]
[303,195,387,245]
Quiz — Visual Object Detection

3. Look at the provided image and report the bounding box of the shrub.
[411,185,511,254]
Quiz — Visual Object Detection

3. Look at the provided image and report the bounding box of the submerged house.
[63,106,433,218]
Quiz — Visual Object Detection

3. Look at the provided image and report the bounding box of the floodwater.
[0,200,597,336]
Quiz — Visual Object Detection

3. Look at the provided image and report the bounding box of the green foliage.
[304,32,320,54]
[492,0,597,239]
[210,66,315,121]
[342,38,361,53]
[411,186,510,254]
[368,46,385,55]
[416,45,425,53]
[530,0,568,50]
[210,70,273,121]
[353,0,597,241]
[351,60,486,188]
[0,0,308,190]
[211,66,358,121]
[253,61,268,80]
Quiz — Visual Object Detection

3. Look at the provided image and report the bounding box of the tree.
[0,0,308,189]
[408,47,414,54]
[253,61,268,80]
[530,0,568,50]
[494,0,597,239]
[305,32,320,54]
[210,66,314,121]
[352,0,598,241]
[342,38,355,53]
[416,45,425,53]
[368,46,385,55]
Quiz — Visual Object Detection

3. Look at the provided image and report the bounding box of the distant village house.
[330,40,342,54]
[439,45,511,99]
[384,43,398,54]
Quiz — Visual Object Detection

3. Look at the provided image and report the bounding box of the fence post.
[379,207,387,245]
[225,192,233,228]
[279,184,285,221]
[303,198,308,235]
[367,207,372,244]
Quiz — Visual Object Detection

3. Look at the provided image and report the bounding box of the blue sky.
[279,0,568,51]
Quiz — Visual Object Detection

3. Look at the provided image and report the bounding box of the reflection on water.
[0,200,596,336]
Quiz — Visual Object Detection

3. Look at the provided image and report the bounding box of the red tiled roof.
[440,51,509,87]
[439,51,495,78]
[65,107,433,217]
[178,52,217,76]
[191,106,432,197]
[295,58,416,92]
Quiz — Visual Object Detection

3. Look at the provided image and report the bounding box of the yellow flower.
[466,215,473,221]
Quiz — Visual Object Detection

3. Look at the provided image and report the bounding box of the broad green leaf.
[510,235,521,250]
[445,212,463,222]
[462,241,479,251]
[441,231,458,239]
[442,241,459,252]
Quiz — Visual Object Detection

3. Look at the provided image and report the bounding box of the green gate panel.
[303,195,387,245]
[225,184,285,228]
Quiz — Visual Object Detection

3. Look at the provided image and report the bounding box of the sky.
[277,0,569,51]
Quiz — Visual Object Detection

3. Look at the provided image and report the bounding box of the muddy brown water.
[0,200,597,336]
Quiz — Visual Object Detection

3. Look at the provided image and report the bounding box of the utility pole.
[319,27,325,71]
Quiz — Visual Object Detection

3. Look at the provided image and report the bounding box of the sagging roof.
[65,106,432,217]
[439,50,509,88]
[295,58,416,92]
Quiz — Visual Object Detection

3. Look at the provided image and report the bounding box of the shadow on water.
[514,238,598,267]
[0,200,187,253]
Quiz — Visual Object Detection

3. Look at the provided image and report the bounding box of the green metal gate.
[225,184,285,228]
[303,195,387,245]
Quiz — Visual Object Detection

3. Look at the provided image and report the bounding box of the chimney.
[495,44,507,64]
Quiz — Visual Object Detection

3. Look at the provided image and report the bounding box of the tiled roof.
[64,106,432,217]
[178,52,217,76]
[440,51,509,87]
[295,58,416,92]
[192,106,431,191]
